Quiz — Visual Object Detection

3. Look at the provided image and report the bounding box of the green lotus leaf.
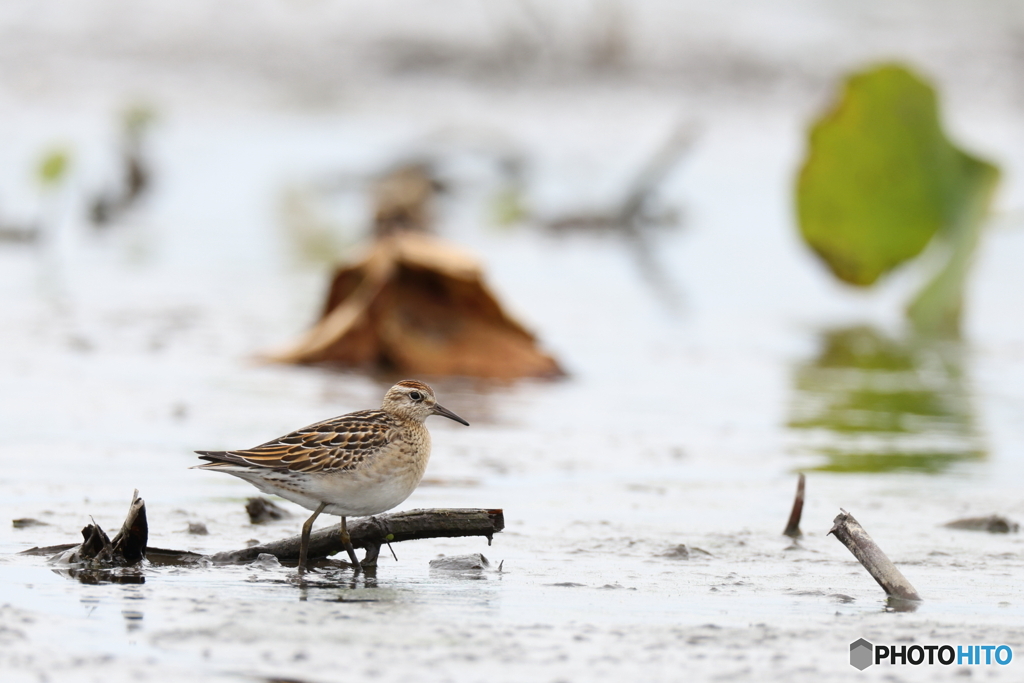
[796,64,998,291]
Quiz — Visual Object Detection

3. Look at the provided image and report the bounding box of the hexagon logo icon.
[850,638,873,670]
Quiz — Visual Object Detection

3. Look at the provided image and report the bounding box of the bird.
[193,379,468,574]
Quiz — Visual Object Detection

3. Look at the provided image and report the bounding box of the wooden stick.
[828,509,921,601]
[783,473,805,538]
[210,508,504,565]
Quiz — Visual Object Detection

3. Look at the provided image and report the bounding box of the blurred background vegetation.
[1,0,1021,474]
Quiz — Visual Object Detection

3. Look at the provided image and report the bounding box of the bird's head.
[382,380,469,426]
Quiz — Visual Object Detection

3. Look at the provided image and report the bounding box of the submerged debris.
[187,522,209,535]
[12,518,50,529]
[429,553,490,571]
[661,544,690,559]
[943,515,1019,534]
[660,544,711,560]
[246,497,293,524]
[267,232,563,379]
[248,553,283,569]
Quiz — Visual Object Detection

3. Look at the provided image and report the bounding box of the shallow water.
[3,2,1024,682]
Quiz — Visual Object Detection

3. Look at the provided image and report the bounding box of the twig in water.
[828,509,921,601]
[783,473,805,538]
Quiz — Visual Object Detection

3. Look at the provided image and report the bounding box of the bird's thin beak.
[432,403,469,426]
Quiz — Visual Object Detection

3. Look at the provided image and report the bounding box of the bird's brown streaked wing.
[196,410,397,473]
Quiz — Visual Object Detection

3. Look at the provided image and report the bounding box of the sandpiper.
[194,379,468,573]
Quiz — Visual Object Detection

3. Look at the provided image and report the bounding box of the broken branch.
[828,509,921,601]
[210,508,504,565]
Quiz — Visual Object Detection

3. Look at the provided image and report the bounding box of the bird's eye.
[409,391,422,401]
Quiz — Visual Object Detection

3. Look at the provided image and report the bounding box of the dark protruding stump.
[783,473,805,538]
[54,489,148,567]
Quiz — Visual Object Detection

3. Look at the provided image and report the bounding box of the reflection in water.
[54,566,146,585]
[789,326,984,473]
[122,584,145,633]
[295,565,386,602]
[885,596,921,614]
[122,609,144,633]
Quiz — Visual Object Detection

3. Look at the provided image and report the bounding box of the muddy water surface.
[3,2,1024,681]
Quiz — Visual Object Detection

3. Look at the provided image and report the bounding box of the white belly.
[235,468,423,517]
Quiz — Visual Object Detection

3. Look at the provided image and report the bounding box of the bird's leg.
[340,516,362,572]
[298,502,327,574]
